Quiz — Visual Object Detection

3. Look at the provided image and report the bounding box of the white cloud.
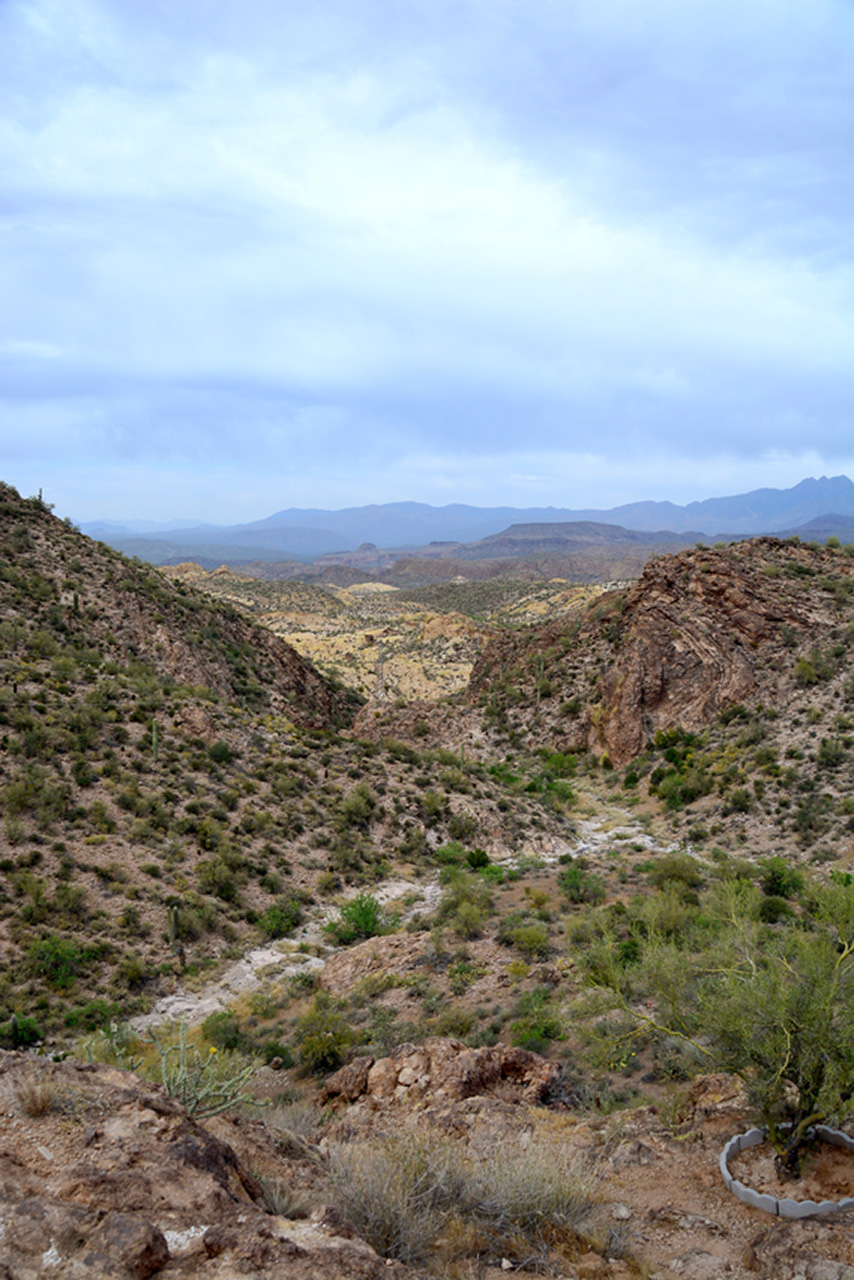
[0,0,851,520]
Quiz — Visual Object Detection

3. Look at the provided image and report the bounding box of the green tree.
[588,879,854,1177]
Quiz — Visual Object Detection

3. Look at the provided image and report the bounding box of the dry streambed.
[133,804,668,1032]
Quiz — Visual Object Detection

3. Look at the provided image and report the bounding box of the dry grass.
[14,1075,60,1118]
[257,1175,312,1220]
[266,1098,323,1140]
[328,1130,593,1269]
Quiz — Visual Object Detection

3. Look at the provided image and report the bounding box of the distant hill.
[79,475,854,568]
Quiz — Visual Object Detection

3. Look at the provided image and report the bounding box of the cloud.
[0,0,851,520]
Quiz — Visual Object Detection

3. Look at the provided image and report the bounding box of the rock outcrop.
[321,1037,560,1108]
[469,537,854,766]
[0,1052,409,1279]
[591,542,819,764]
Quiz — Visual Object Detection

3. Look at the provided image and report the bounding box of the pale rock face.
[322,1037,560,1109]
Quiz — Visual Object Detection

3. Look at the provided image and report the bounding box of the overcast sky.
[2,0,852,524]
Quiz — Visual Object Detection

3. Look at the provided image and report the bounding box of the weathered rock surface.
[0,1052,410,1279]
[321,1036,560,1108]
[469,537,854,766]
[591,542,821,765]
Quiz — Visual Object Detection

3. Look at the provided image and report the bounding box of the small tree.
[589,878,854,1177]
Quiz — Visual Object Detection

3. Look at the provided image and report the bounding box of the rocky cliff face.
[469,537,854,767]
[590,540,833,765]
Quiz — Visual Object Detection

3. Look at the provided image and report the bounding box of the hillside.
[2,488,854,1279]
[0,484,593,1042]
[466,535,854,861]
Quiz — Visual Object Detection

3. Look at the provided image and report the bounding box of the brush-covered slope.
[0,483,590,1044]
[0,483,361,1032]
[470,537,854,857]
[0,485,351,727]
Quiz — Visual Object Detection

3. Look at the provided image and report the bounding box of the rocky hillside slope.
[467,536,854,861]
[471,537,854,759]
[1,1044,852,1280]
[0,485,350,728]
[0,483,589,1043]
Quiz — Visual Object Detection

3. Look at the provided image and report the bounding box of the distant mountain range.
[80,475,854,567]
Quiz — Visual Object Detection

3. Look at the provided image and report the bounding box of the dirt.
[730,1138,854,1203]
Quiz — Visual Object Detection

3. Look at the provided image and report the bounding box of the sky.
[1,0,852,525]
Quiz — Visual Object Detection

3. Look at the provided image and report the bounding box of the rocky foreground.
[1,1048,851,1279]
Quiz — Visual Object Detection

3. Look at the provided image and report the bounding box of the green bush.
[258,897,302,939]
[447,813,478,843]
[648,853,705,892]
[294,994,352,1074]
[0,1015,42,1048]
[511,987,563,1053]
[509,922,551,960]
[64,999,119,1032]
[337,783,376,831]
[202,1010,246,1052]
[28,934,82,989]
[325,893,391,945]
[558,863,606,905]
[590,877,854,1176]
[759,856,804,899]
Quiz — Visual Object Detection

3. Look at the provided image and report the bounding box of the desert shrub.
[196,857,238,902]
[588,877,854,1176]
[759,856,804,899]
[28,934,82,989]
[257,1176,311,1219]
[257,896,302,939]
[509,921,551,960]
[473,1140,591,1238]
[722,787,752,815]
[202,1010,246,1053]
[329,1133,470,1265]
[647,853,705,893]
[448,813,478,843]
[511,987,563,1053]
[398,826,428,860]
[385,739,421,765]
[14,1075,60,1117]
[0,1015,42,1048]
[435,871,492,939]
[817,737,846,769]
[435,841,466,866]
[208,741,234,765]
[434,1006,475,1038]
[794,649,834,687]
[418,789,446,827]
[558,863,606,906]
[337,783,376,831]
[266,1099,323,1142]
[294,993,352,1074]
[329,1133,591,1267]
[758,895,795,924]
[63,999,119,1032]
[325,893,391,945]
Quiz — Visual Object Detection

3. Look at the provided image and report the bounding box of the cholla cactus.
[147,1017,257,1118]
